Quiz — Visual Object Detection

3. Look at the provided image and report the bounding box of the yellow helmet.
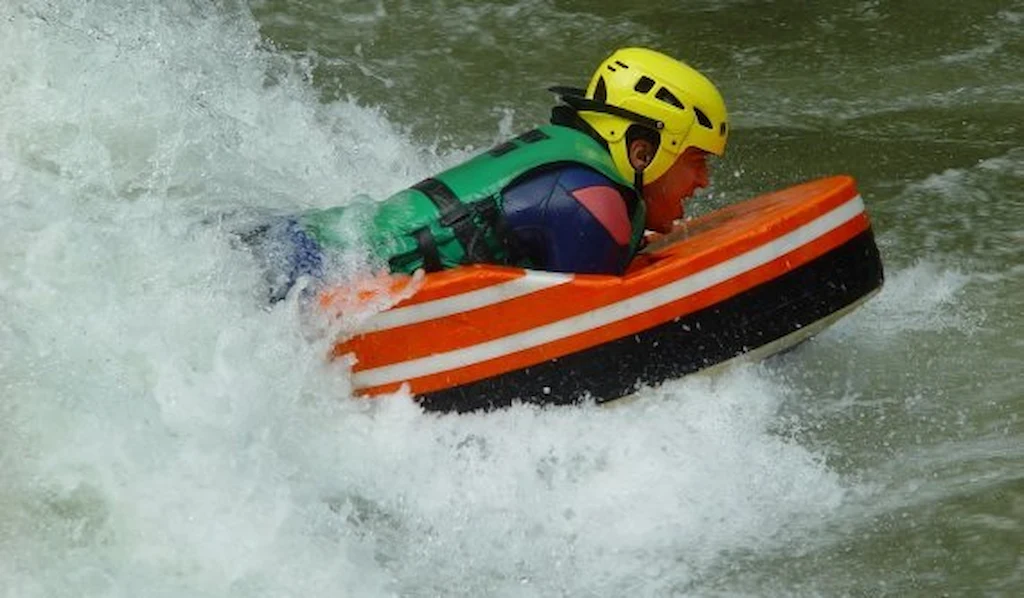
[564,48,728,185]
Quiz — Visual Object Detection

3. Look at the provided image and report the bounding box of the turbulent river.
[2,1,1022,596]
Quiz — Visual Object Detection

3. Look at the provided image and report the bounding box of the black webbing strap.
[473,200,523,266]
[412,178,493,263]
[412,226,443,272]
[547,86,665,131]
[413,178,462,217]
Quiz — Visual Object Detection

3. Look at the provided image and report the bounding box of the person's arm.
[237,218,324,303]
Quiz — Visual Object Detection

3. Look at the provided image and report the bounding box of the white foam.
[829,260,980,340]
[1,2,412,594]
[338,368,847,596]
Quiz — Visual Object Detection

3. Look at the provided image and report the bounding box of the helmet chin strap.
[633,152,653,193]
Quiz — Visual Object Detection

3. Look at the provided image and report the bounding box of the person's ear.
[627,139,656,172]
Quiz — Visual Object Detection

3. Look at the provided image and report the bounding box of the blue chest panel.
[502,165,634,275]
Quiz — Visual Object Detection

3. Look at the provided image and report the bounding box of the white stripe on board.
[356,269,573,333]
[352,196,865,389]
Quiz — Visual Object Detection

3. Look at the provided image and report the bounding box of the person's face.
[641,147,710,233]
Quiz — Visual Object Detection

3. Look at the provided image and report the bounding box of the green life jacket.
[300,124,646,274]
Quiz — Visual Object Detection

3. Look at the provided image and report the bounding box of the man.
[247,47,727,301]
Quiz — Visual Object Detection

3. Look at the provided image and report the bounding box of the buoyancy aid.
[299,124,647,274]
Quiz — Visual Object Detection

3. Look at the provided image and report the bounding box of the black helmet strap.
[548,86,665,132]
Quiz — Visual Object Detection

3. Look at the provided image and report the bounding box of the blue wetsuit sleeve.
[502,165,635,275]
[239,218,324,302]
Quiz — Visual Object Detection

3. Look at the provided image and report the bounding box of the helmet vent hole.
[593,77,608,103]
[720,122,728,136]
[615,60,630,69]
[655,87,684,110]
[634,77,655,93]
[694,107,713,129]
